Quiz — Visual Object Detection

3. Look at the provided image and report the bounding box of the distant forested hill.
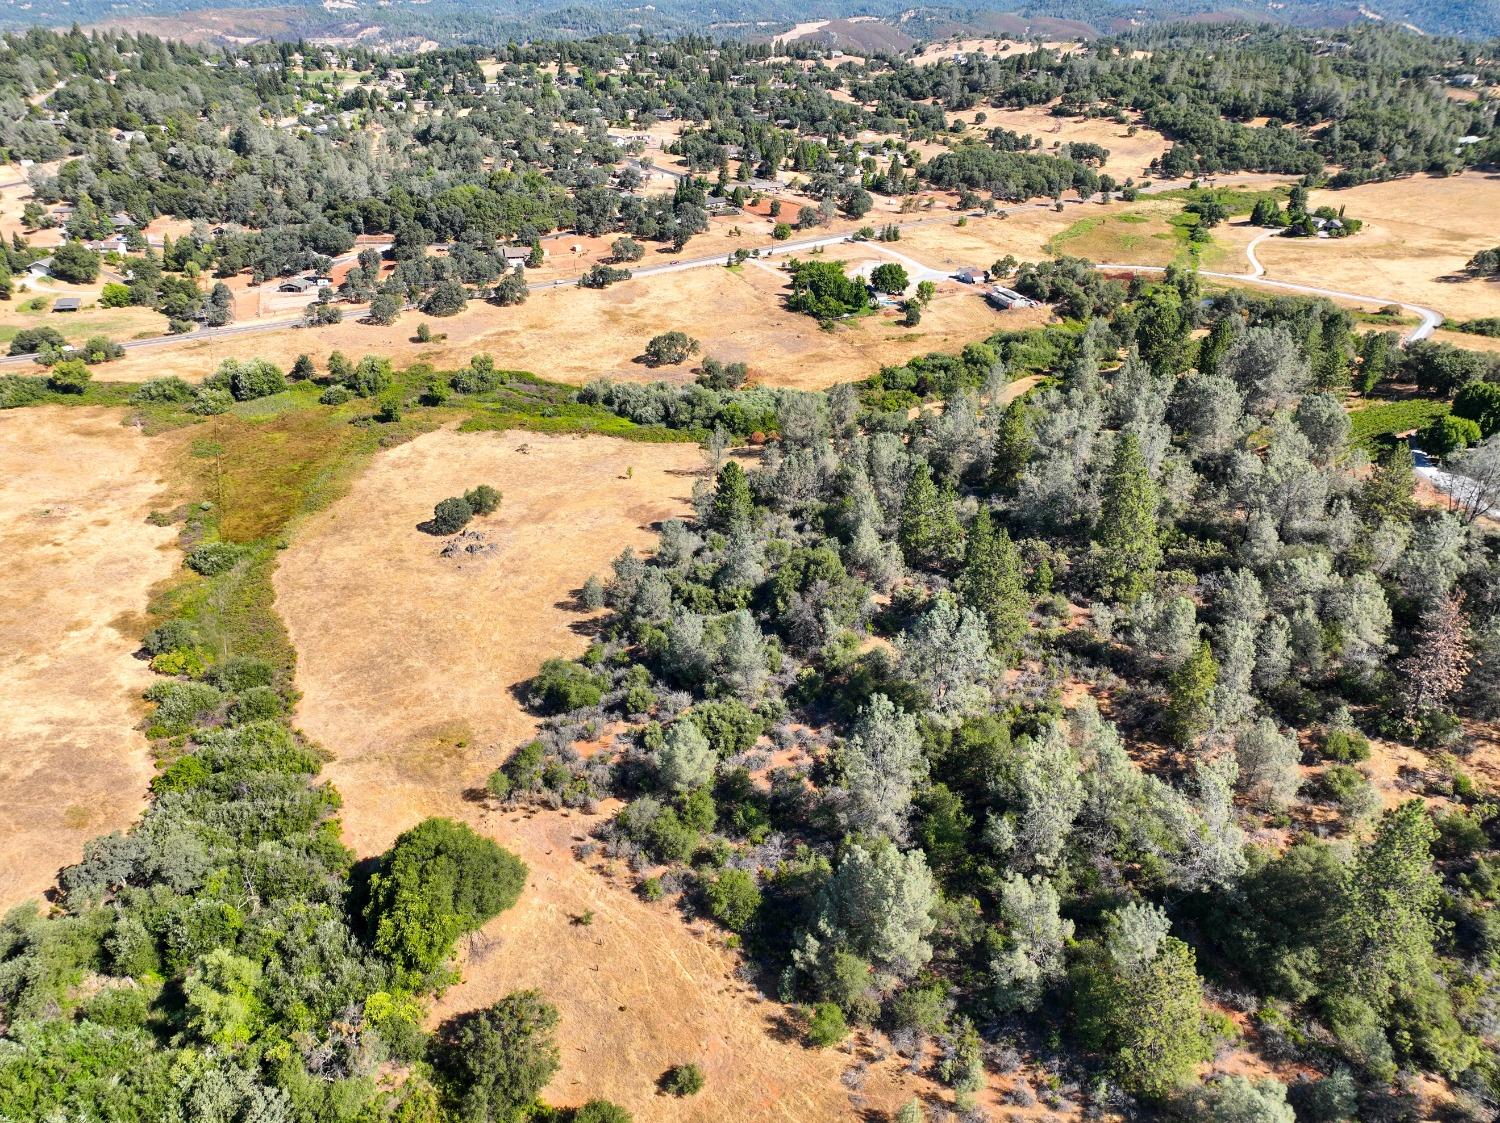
[0,0,1493,46]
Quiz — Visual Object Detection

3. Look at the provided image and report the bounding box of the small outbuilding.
[53,296,82,312]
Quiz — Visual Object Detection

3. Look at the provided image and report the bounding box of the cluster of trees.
[1250,184,1364,239]
[784,258,872,322]
[854,25,1495,182]
[498,268,1500,1118]
[4,23,1487,347]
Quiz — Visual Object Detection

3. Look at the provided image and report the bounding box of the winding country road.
[1098,228,1443,344]
[0,188,1452,369]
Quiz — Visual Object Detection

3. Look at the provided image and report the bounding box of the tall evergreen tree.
[899,462,962,567]
[1093,432,1161,604]
[1135,286,1191,376]
[1166,640,1219,746]
[955,508,1029,660]
[990,400,1032,492]
[1359,442,1417,525]
[710,461,753,532]
[1340,801,1443,1013]
[1072,908,1211,1102]
[1197,313,1239,379]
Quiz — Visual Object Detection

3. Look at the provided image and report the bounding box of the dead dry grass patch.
[0,406,182,910]
[1252,174,1500,320]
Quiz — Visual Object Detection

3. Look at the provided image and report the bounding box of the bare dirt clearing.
[0,406,180,910]
[1252,174,1500,322]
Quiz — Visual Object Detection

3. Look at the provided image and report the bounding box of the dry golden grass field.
[1251,173,1500,320]
[274,427,706,854]
[0,297,168,352]
[101,253,1039,391]
[0,407,180,911]
[910,38,1085,65]
[951,102,1171,183]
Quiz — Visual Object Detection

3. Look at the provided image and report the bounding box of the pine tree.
[1197,313,1239,379]
[1359,442,1417,525]
[932,480,964,566]
[899,461,960,566]
[1093,431,1162,604]
[955,508,1029,659]
[990,400,1032,492]
[1340,800,1442,1012]
[898,460,938,564]
[710,461,753,532]
[1166,640,1218,745]
[1072,908,1211,1102]
[1135,286,1191,376]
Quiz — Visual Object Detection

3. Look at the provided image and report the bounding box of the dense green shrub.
[805,1001,849,1047]
[46,360,91,394]
[144,681,224,736]
[129,377,195,404]
[431,496,474,535]
[0,375,47,409]
[573,1100,633,1123]
[703,867,760,932]
[464,484,502,515]
[8,327,66,356]
[661,1063,704,1096]
[433,989,559,1123]
[364,817,527,978]
[185,542,245,576]
[142,619,196,656]
[530,659,604,713]
[687,699,764,756]
[228,686,284,724]
[1322,728,1371,763]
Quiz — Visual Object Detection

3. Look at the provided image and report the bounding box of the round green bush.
[662,1063,704,1097]
[464,484,502,515]
[142,619,196,656]
[364,817,528,977]
[805,1001,848,1048]
[431,496,474,535]
[229,686,285,725]
[1322,727,1371,763]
